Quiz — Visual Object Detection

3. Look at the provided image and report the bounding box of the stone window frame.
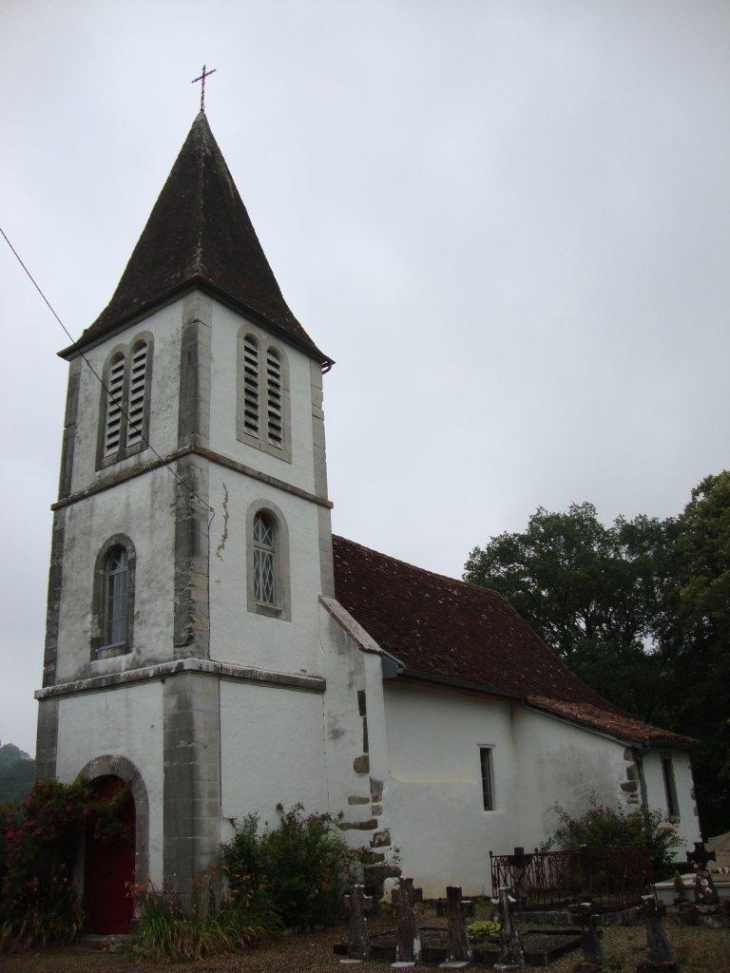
[479,745,496,811]
[236,327,292,463]
[96,333,154,470]
[660,753,680,822]
[91,534,137,659]
[246,498,291,621]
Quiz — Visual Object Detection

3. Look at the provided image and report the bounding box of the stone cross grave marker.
[493,886,525,972]
[441,885,473,966]
[569,900,604,972]
[686,841,720,905]
[393,877,422,967]
[344,884,373,962]
[634,895,677,973]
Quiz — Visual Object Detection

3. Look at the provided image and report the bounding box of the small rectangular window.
[661,755,679,819]
[480,747,495,811]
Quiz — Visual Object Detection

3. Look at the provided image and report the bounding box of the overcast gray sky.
[2,1,729,755]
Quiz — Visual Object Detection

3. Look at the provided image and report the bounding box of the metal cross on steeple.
[191,65,217,112]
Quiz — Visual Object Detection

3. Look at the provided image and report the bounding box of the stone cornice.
[52,442,333,511]
[35,657,326,700]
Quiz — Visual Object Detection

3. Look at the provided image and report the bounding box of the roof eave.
[59,276,334,369]
[522,700,699,750]
[393,667,524,702]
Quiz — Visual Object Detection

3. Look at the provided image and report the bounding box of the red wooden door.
[84,776,136,934]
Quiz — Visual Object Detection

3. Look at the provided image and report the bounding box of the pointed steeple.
[67,114,329,363]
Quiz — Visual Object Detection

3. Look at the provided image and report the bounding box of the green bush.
[220,804,362,930]
[545,798,684,879]
[467,918,500,942]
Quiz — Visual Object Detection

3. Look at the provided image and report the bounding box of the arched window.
[104,547,130,646]
[98,336,153,467]
[91,536,136,658]
[246,501,291,620]
[237,330,291,462]
[253,513,275,605]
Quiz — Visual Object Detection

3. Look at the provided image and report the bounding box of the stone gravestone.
[506,846,534,907]
[393,877,422,968]
[494,886,525,972]
[440,885,472,968]
[634,895,678,973]
[569,900,603,973]
[686,841,721,906]
[344,884,372,962]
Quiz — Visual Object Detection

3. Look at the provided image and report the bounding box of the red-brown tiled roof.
[64,113,329,363]
[332,535,692,748]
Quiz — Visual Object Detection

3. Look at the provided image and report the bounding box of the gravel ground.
[0,919,728,972]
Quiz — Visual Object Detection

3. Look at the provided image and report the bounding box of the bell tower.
[36,113,342,912]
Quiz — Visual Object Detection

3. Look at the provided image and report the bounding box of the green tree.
[463,503,675,720]
[667,472,730,836]
[463,475,730,837]
[0,744,35,805]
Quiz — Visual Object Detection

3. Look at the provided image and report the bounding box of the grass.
[0,912,727,971]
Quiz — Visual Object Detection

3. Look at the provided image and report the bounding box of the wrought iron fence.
[489,847,655,912]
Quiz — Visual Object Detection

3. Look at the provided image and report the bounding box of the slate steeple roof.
[64,113,329,363]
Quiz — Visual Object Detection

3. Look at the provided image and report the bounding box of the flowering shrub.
[0,778,131,950]
[545,797,684,879]
[220,804,362,930]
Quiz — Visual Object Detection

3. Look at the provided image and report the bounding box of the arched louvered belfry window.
[266,347,283,448]
[103,353,126,458]
[242,334,260,438]
[126,340,149,448]
[253,512,276,605]
[236,330,291,462]
[98,335,153,468]
[91,535,136,658]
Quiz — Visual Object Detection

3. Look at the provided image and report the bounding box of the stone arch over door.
[77,755,150,931]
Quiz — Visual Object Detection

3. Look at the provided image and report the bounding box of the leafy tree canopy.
[0,744,35,805]
[463,472,730,837]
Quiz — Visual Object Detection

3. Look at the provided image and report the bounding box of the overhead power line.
[0,225,215,519]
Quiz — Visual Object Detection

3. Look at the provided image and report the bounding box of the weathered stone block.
[353,754,370,774]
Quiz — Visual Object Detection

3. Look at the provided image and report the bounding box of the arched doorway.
[83,775,136,934]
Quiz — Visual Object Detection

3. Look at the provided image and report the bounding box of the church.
[35,111,700,932]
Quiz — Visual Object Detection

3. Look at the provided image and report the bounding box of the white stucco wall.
[56,468,177,682]
[55,682,165,884]
[69,302,183,497]
[219,679,329,841]
[383,682,520,897]
[513,706,630,843]
[208,466,327,675]
[642,749,701,849]
[381,683,699,897]
[208,304,318,495]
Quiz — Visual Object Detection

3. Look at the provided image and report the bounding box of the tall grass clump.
[131,879,279,961]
